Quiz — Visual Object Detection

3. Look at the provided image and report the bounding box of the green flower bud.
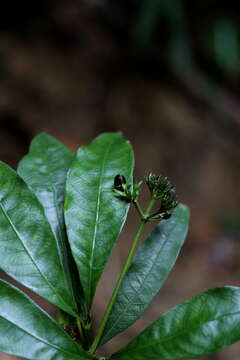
[145,173,174,200]
[145,173,178,221]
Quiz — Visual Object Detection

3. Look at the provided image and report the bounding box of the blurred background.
[0,0,240,359]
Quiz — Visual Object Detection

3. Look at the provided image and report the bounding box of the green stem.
[77,317,91,349]
[76,317,83,338]
[89,198,155,354]
[133,200,145,220]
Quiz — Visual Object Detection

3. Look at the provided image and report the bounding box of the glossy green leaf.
[0,161,78,316]
[18,133,74,249]
[65,133,134,310]
[17,133,83,315]
[0,280,94,360]
[100,204,190,345]
[111,286,240,360]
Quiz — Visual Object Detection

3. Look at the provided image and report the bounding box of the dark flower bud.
[162,212,172,220]
[114,174,126,192]
[113,175,141,203]
[167,188,176,198]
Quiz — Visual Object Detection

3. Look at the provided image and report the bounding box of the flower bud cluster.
[145,173,178,220]
[113,173,178,221]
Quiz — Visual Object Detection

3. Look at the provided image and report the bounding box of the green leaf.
[18,133,74,248]
[65,132,134,310]
[0,161,78,316]
[0,280,94,360]
[17,133,83,315]
[111,286,240,360]
[100,204,190,345]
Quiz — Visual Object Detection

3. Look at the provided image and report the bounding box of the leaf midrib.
[0,315,81,359]
[115,309,240,356]
[0,200,73,314]
[87,138,114,308]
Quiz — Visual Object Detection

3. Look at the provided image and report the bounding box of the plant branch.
[133,200,145,220]
[76,317,91,350]
[89,198,156,354]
